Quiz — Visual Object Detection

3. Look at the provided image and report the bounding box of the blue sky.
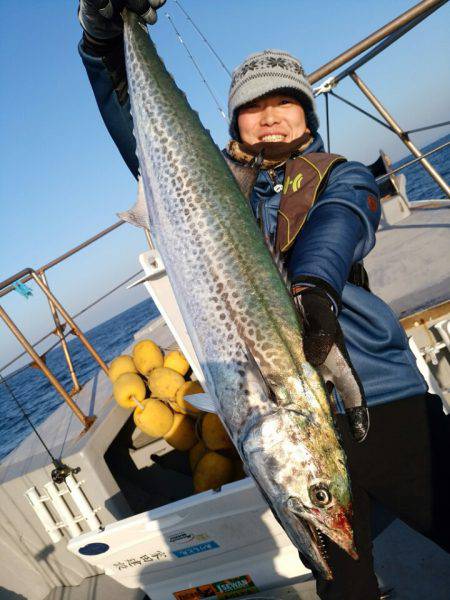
[1,0,449,369]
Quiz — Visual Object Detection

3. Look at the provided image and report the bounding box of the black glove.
[292,278,369,443]
[79,0,166,41]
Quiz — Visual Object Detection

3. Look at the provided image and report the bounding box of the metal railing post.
[350,72,450,198]
[29,272,110,375]
[0,305,94,428]
[39,272,81,395]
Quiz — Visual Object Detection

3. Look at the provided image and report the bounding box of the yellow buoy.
[164,413,197,451]
[108,355,137,383]
[202,413,234,451]
[132,339,164,376]
[176,380,204,414]
[148,367,185,399]
[133,398,174,437]
[113,372,146,409]
[189,440,207,471]
[193,452,234,493]
[164,349,190,376]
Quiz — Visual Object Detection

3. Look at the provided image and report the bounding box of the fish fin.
[183,392,217,413]
[238,342,280,407]
[318,329,369,443]
[117,175,152,229]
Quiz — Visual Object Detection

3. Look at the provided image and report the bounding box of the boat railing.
[309,0,449,198]
[0,220,148,429]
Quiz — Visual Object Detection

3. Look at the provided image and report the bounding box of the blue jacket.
[79,40,427,411]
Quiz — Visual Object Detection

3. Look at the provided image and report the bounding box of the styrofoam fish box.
[68,477,310,599]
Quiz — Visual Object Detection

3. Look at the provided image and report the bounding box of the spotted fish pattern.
[123,10,357,579]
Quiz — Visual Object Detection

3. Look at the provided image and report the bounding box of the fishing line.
[0,371,80,482]
[165,12,228,122]
[173,0,232,78]
[0,371,57,464]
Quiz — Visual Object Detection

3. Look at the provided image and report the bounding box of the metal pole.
[308,0,448,84]
[0,305,92,428]
[324,93,331,153]
[30,272,110,375]
[40,272,81,395]
[326,4,445,88]
[350,72,450,198]
[144,228,155,250]
[0,221,125,299]
[376,141,450,182]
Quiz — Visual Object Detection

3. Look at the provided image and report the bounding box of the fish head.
[242,410,357,579]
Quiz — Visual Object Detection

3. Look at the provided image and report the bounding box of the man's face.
[237,94,309,145]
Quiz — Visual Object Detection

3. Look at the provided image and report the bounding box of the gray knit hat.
[228,49,319,140]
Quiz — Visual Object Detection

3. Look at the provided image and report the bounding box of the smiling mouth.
[260,134,286,142]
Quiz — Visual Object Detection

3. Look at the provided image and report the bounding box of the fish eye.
[309,484,333,507]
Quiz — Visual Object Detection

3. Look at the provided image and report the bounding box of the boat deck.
[365,202,450,318]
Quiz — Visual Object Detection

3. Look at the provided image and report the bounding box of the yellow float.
[201,413,234,451]
[164,413,197,451]
[132,339,164,376]
[163,349,190,376]
[148,367,185,399]
[175,380,204,414]
[193,452,234,493]
[113,372,146,409]
[108,355,137,383]
[133,398,174,437]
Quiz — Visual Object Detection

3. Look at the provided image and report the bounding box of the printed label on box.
[172,540,219,558]
[173,574,258,599]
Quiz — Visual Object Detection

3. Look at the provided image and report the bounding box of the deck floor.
[365,203,450,317]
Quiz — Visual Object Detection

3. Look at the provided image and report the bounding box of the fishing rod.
[165,12,228,122]
[173,0,232,77]
[0,372,79,483]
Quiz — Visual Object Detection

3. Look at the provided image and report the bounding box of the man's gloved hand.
[79,0,166,41]
[292,280,370,443]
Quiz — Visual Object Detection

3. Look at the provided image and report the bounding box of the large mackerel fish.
[123,10,361,578]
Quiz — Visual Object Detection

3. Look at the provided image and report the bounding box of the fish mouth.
[284,497,358,579]
[298,517,358,580]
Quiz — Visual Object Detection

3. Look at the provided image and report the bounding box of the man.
[78,2,450,598]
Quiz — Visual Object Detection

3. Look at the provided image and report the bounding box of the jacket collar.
[223,132,325,168]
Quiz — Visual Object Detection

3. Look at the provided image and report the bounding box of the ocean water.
[0,135,448,462]
[392,133,449,200]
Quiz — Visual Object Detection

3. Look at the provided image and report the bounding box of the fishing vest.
[225,151,345,252]
[274,152,346,253]
[224,151,370,290]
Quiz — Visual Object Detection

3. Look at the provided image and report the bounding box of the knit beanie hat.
[228,49,319,140]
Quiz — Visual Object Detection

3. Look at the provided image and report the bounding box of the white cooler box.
[68,477,310,599]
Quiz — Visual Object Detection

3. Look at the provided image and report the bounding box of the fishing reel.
[51,460,81,484]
